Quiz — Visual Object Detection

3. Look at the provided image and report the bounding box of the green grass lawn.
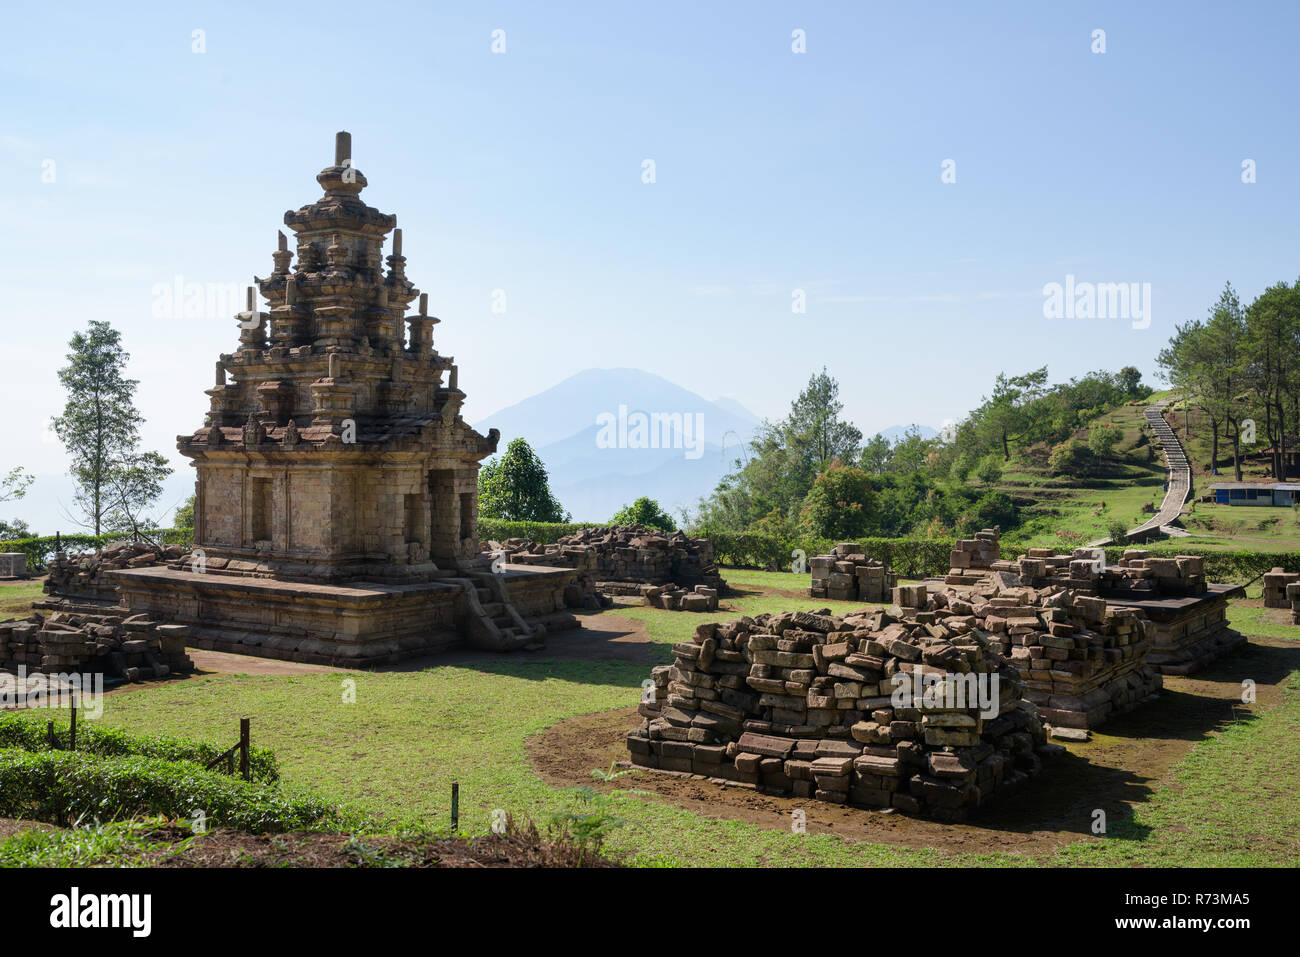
[0,581,43,619]
[45,573,1297,868]
[1176,502,1300,550]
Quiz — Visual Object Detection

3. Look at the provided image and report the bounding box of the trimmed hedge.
[705,531,959,580]
[0,750,358,833]
[477,519,603,544]
[0,528,192,567]
[0,713,279,783]
[1099,545,1299,585]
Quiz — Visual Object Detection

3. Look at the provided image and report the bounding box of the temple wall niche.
[202,468,242,546]
[289,470,330,554]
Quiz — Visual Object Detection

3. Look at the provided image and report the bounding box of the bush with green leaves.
[0,712,279,783]
[1089,422,1124,457]
[701,529,956,578]
[0,750,360,833]
[609,497,676,531]
[974,454,1003,485]
[477,519,601,543]
[1048,438,1091,475]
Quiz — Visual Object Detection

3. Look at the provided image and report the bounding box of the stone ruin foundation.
[808,545,898,602]
[0,553,28,581]
[104,132,581,667]
[0,542,195,686]
[42,542,189,606]
[626,590,1065,820]
[489,524,726,609]
[931,534,1245,678]
[928,577,1162,730]
[0,612,194,684]
[1263,567,1299,609]
[993,548,1246,676]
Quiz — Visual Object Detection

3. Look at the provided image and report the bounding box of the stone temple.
[110,132,581,665]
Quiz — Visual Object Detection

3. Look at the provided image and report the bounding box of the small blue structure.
[1208,482,1300,507]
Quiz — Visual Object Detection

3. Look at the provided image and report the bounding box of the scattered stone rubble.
[489,524,727,607]
[809,546,898,602]
[627,584,1063,820]
[1263,568,1299,609]
[0,611,194,682]
[644,584,719,612]
[43,542,190,605]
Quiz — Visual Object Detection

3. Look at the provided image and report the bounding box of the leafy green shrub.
[1089,422,1124,457]
[477,519,602,543]
[609,497,676,531]
[0,750,359,833]
[799,468,876,539]
[974,455,1003,485]
[1048,439,1090,474]
[0,713,279,783]
[704,530,955,578]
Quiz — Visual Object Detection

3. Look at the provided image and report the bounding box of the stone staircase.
[1089,399,1192,547]
[456,572,546,652]
[1129,401,1192,538]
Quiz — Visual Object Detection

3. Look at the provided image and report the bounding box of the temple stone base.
[1104,586,1246,676]
[108,563,580,667]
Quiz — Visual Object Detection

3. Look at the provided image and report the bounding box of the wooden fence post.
[69,701,76,751]
[451,782,459,830]
[239,718,250,781]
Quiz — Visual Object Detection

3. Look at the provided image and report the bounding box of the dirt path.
[528,633,1298,858]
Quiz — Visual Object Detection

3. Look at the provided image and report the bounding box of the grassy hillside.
[994,398,1168,548]
[996,393,1300,552]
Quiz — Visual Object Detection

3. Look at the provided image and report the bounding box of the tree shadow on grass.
[1101,638,1299,745]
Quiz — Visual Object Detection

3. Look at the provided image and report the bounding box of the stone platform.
[1103,583,1246,676]
[108,563,580,667]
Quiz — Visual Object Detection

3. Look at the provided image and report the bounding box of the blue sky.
[2,1,1298,527]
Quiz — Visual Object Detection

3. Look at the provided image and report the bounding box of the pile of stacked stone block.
[488,524,727,605]
[808,545,898,602]
[0,611,194,682]
[43,542,190,606]
[1014,548,1207,597]
[1001,548,1244,675]
[626,583,1059,820]
[1262,568,1300,609]
[954,576,1161,730]
[944,527,1002,585]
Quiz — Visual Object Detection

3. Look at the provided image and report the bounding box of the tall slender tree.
[51,321,170,535]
